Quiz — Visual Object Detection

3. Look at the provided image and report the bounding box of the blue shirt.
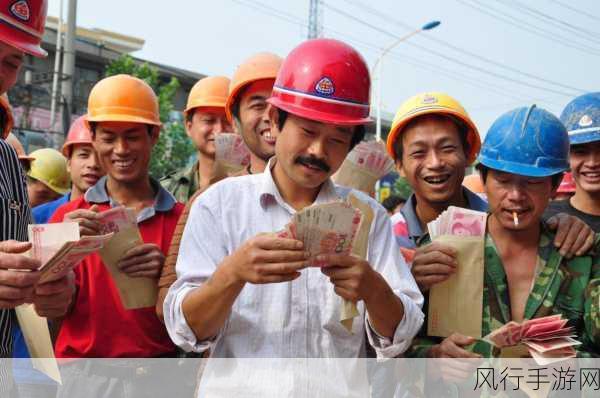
[32,193,70,224]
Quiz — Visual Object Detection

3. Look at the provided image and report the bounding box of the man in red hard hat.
[165,39,423,394]
[32,116,104,224]
[0,1,75,395]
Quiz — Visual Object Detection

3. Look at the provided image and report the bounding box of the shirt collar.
[258,157,339,212]
[85,175,176,222]
[400,187,489,243]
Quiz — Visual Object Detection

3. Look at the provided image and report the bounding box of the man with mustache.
[32,116,104,224]
[161,76,232,203]
[0,1,75,395]
[156,57,282,321]
[545,93,600,232]
[164,39,423,395]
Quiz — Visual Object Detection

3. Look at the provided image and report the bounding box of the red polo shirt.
[50,179,184,358]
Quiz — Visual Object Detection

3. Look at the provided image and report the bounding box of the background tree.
[105,55,194,178]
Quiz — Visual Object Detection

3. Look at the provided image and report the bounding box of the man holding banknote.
[48,74,184,359]
[164,39,423,395]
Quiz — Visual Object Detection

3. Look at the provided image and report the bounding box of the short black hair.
[476,164,563,189]
[275,108,365,150]
[393,114,471,162]
[185,109,195,124]
[382,195,406,212]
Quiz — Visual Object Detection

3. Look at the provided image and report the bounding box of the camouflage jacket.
[407,223,600,358]
[160,161,199,203]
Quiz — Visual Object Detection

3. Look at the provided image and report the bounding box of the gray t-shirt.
[544,199,600,233]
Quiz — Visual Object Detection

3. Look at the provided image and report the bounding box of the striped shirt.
[0,139,31,390]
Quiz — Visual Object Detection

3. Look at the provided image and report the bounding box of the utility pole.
[307,0,323,39]
[49,0,64,133]
[60,0,77,135]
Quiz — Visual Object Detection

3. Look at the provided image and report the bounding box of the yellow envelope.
[427,235,484,338]
[99,226,158,309]
[333,160,378,196]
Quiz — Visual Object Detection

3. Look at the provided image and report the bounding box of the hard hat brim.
[85,114,162,127]
[568,128,600,146]
[183,101,227,116]
[62,140,93,157]
[386,107,481,164]
[0,24,47,57]
[477,156,567,178]
[225,78,276,123]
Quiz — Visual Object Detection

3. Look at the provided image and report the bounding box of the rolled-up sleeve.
[163,186,227,353]
[364,200,424,358]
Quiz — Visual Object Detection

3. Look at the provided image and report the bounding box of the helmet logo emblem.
[421,94,438,105]
[315,77,335,96]
[579,114,593,127]
[10,0,30,21]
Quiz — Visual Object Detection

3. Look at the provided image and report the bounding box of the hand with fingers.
[318,253,378,302]
[428,333,482,384]
[32,271,76,318]
[0,240,42,308]
[411,242,457,292]
[223,233,309,285]
[118,243,165,279]
[63,204,102,237]
[547,213,596,258]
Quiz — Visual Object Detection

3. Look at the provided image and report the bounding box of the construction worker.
[5,133,34,169]
[425,106,600,390]
[386,92,596,299]
[225,52,282,174]
[552,171,576,201]
[32,116,104,223]
[546,93,600,231]
[26,148,70,208]
[164,39,423,395]
[48,75,185,396]
[156,55,282,321]
[0,1,75,395]
[160,76,232,202]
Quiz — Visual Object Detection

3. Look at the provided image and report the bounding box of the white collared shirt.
[164,161,424,359]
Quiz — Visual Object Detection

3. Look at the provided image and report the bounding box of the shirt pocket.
[0,197,28,232]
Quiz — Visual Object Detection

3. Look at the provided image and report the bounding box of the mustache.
[295,155,331,173]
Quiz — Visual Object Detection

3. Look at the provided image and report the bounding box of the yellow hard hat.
[386,92,481,164]
[184,76,230,116]
[225,52,282,122]
[86,74,161,129]
[1,94,14,140]
[27,148,70,195]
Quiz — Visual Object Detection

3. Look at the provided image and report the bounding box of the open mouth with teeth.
[423,174,451,185]
[260,130,276,145]
[580,171,600,181]
[112,159,135,170]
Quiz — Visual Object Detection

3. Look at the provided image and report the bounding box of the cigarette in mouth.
[512,211,519,226]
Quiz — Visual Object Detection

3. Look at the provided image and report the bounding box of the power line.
[500,0,600,46]
[548,0,600,23]
[456,0,600,57]
[340,0,585,95]
[323,2,579,97]
[229,0,307,28]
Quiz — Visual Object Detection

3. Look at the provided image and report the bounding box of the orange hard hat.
[0,0,48,57]
[225,52,282,122]
[86,74,161,130]
[5,133,33,162]
[184,76,230,116]
[0,94,14,139]
[462,173,485,194]
[557,172,576,194]
[62,115,93,157]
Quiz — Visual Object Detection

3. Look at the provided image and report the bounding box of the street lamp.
[372,20,441,142]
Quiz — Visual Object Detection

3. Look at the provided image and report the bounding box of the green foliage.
[393,176,413,199]
[104,55,194,178]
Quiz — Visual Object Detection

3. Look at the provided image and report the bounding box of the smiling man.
[32,116,104,224]
[545,93,600,232]
[164,39,423,394]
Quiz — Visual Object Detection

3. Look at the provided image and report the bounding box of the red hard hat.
[62,116,93,157]
[0,0,48,57]
[557,172,576,194]
[268,38,371,126]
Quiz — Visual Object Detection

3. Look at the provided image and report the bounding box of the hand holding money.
[411,242,458,291]
[32,271,76,318]
[63,204,102,236]
[319,253,378,302]
[0,240,41,308]
[223,233,309,285]
[117,243,165,279]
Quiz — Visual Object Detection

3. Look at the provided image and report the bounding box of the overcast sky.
[48,0,600,137]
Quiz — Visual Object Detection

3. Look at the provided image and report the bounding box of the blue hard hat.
[478,105,569,177]
[560,92,600,146]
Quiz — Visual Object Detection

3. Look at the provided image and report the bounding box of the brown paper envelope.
[340,194,374,332]
[333,160,378,196]
[99,227,158,309]
[428,235,484,338]
[15,304,62,384]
